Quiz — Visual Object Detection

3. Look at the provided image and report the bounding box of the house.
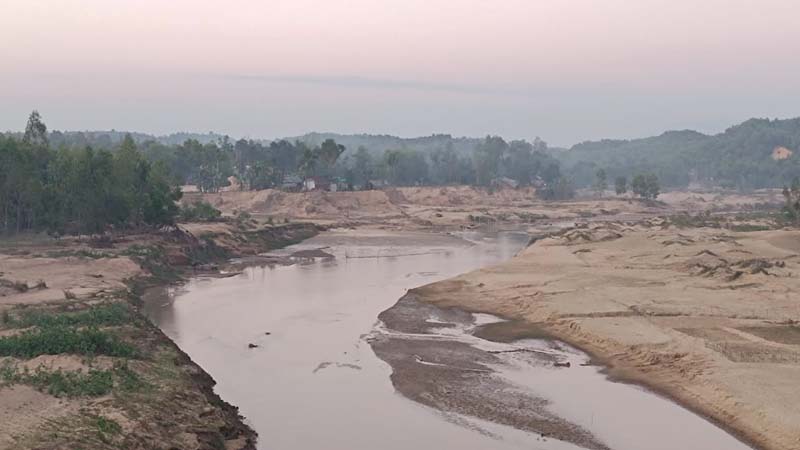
[303,176,331,191]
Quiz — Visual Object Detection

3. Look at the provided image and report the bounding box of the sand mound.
[190,189,405,219]
[398,186,536,207]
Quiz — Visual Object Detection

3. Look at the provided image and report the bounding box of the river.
[143,229,752,450]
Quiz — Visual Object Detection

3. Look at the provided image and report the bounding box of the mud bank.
[371,294,755,450]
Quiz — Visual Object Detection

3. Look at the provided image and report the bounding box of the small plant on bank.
[95,415,122,435]
[0,361,147,398]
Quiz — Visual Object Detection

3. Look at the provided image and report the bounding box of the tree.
[22,111,48,147]
[645,173,660,199]
[353,146,374,186]
[632,173,660,200]
[537,177,575,200]
[614,176,627,195]
[0,113,182,235]
[473,136,508,186]
[782,177,800,225]
[317,139,345,171]
[594,168,607,195]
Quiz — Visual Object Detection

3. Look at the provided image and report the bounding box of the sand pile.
[398,186,536,207]
[251,190,404,218]
[184,189,405,219]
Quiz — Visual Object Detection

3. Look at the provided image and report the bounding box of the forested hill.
[557,118,800,189]
[284,132,486,156]
[3,116,800,190]
[1,130,227,149]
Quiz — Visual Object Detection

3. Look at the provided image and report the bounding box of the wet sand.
[371,294,754,450]
[408,222,800,450]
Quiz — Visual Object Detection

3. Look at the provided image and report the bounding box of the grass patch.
[0,361,147,398]
[94,415,122,435]
[730,223,772,232]
[10,303,134,329]
[0,327,137,358]
[45,249,117,259]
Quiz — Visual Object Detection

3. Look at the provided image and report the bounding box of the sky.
[1,0,799,146]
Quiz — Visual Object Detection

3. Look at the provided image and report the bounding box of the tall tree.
[594,168,607,195]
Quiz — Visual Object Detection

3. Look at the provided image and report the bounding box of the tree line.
[138,133,564,193]
[1,112,181,235]
[1,112,573,235]
[593,169,661,200]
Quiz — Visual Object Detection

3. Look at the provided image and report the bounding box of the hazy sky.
[2,0,799,146]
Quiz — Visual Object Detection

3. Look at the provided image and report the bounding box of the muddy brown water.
[143,230,752,450]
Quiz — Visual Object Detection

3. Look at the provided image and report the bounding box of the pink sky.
[2,0,799,144]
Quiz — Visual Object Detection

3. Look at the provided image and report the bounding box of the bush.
[95,415,122,435]
[179,200,222,222]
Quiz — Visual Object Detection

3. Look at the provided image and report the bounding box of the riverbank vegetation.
[0,112,181,235]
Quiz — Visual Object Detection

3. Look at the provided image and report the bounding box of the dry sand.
[410,222,800,450]
[185,185,767,231]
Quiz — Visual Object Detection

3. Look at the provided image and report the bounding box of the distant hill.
[283,132,484,157]
[5,116,799,189]
[557,118,800,189]
[1,130,229,149]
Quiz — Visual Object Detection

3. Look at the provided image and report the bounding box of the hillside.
[558,118,800,189]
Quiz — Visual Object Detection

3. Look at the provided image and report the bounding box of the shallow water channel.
[143,230,752,450]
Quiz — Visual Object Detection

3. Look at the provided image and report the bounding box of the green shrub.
[179,200,222,222]
[28,368,114,397]
[0,327,137,358]
[0,362,146,398]
[95,415,122,435]
[13,303,132,329]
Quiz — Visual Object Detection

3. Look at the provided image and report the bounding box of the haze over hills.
[3,116,799,189]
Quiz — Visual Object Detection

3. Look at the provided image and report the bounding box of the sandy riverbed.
[407,221,800,450]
